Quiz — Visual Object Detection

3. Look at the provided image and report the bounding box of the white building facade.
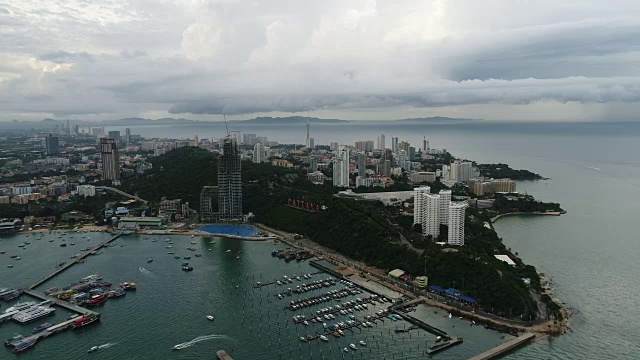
[333,146,350,187]
[447,202,467,246]
[413,186,431,225]
[421,193,441,238]
[438,189,452,225]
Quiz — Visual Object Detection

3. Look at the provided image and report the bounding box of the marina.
[1,230,521,359]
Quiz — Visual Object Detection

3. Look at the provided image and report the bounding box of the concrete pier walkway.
[467,333,536,360]
[22,289,98,316]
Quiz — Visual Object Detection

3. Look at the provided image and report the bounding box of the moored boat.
[12,337,37,353]
[72,313,101,329]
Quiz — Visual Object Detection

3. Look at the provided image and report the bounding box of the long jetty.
[467,333,536,360]
[28,233,122,290]
[22,289,98,316]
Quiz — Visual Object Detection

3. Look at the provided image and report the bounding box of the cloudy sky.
[1,0,639,122]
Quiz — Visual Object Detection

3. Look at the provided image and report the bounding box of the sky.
[0,0,639,122]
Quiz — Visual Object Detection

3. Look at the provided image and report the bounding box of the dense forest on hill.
[123,147,546,319]
[477,163,543,180]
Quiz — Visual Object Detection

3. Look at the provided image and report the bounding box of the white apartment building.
[333,146,350,187]
[421,193,441,238]
[439,189,452,225]
[77,185,96,197]
[413,186,431,225]
[448,202,467,246]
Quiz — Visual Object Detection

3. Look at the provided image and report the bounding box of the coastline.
[254,223,570,337]
[490,211,565,223]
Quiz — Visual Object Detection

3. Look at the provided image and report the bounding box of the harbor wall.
[467,333,536,360]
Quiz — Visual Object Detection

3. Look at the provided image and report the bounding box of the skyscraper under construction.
[218,138,243,220]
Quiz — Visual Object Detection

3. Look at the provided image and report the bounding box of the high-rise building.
[413,186,431,225]
[308,137,314,149]
[330,142,339,151]
[408,147,416,161]
[252,143,269,163]
[421,193,440,238]
[448,202,467,246]
[230,131,242,146]
[108,131,121,142]
[438,189,452,225]
[45,134,59,155]
[355,140,374,152]
[468,179,516,195]
[194,135,199,146]
[391,137,399,152]
[422,136,428,152]
[125,128,131,142]
[305,122,311,148]
[333,146,349,187]
[309,156,318,172]
[218,138,243,220]
[377,134,386,150]
[100,138,120,181]
[199,186,218,222]
[357,153,366,177]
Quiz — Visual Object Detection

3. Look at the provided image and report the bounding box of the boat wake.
[173,334,229,350]
[138,267,156,277]
[98,342,116,349]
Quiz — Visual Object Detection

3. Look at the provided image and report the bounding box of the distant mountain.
[102,118,199,126]
[234,116,348,124]
[394,116,477,122]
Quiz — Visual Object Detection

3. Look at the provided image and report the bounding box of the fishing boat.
[7,264,13,268]
[167,251,175,254]
[72,314,101,329]
[85,294,106,306]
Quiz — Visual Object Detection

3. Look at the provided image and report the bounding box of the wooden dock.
[22,289,98,316]
[28,234,122,290]
[467,333,536,360]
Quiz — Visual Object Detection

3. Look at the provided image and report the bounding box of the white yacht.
[349,343,357,350]
[5,301,36,313]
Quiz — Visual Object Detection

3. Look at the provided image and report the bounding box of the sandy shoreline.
[490,211,564,223]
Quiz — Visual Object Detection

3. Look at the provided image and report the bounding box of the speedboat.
[88,346,99,353]
[349,343,357,350]
[359,340,367,346]
[343,348,349,353]
[173,343,188,350]
[147,259,153,263]
[206,315,214,321]
[320,335,329,342]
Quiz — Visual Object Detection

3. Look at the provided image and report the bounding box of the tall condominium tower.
[45,134,59,155]
[333,146,350,187]
[357,153,366,177]
[421,193,441,238]
[448,202,467,246]
[391,137,399,152]
[305,122,311,148]
[100,138,120,181]
[218,138,243,220]
[438,189,452,225]
[377,134,386,150]
[413,186,431,225]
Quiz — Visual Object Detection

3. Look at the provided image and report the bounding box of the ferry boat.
[12,337,37,353]
[13,306,55,323]
[5,335,28,347]
[5,301,36,313]
[0,289,21,300]
[72,314,100,329]
[32,322,53,334]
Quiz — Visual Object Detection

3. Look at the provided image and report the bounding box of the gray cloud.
[1,0,639,121]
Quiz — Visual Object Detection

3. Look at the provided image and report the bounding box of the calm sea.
[3,121,639,359]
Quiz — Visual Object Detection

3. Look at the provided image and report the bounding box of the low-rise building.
[410,171,436,184]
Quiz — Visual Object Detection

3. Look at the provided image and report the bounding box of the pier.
[389,311,450,339]
[22,289,98,316]
[467,333,536,360]
[426,336,464,355]
[28,234,122,290]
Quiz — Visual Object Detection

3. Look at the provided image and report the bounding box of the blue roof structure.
[429,285,446,293]
[445,288,461,296]
[458,295,476,303]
